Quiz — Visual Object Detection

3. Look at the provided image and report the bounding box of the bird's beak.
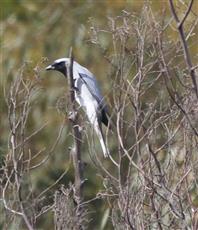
[45,65,55,71]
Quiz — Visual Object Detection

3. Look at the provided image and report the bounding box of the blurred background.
[1,0,197,229]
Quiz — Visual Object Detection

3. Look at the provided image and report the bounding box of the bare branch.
[66,47,84,229]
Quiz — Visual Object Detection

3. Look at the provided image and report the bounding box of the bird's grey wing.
[78,73,105,108]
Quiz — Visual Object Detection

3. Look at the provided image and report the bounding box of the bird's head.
[45,58,69,76]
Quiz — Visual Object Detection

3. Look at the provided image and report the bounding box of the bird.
[46,58,110,157]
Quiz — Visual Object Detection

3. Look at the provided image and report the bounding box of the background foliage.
[1,0,198,229]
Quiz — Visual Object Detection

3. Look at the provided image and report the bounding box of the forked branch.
[169,0,198,98]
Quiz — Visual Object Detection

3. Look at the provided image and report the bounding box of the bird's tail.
[94,122,110,158]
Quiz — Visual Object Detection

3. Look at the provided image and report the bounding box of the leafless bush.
[54,185,88,230]
[87,1,198,229]
[0,64,68,229]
